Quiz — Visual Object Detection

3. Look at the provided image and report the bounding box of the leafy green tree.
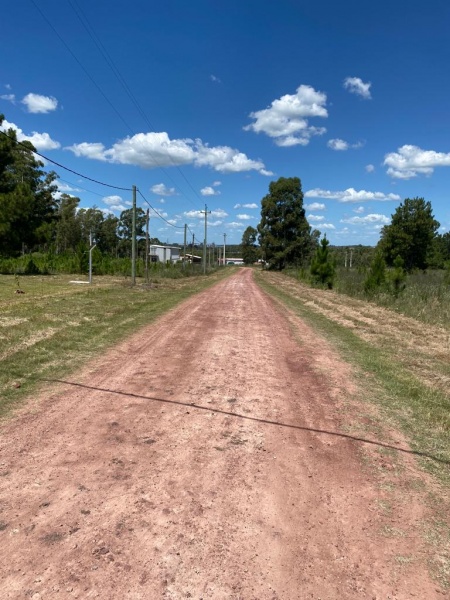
[364,251,387,295]
[0,117,58,255]
[310,235,335,289]
[241,226,259,264]
[428,232,450,268]
[97,214,119,255]
[379,198,439,271]
[257,177,312,270]
[118,207,146,239]
[55,194,82,253]
[117,207,146,257]
[77,207,105,245]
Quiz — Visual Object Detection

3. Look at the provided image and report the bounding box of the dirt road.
[0,269,442,599]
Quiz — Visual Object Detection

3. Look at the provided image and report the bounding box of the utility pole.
[145,208,150,282]
[88,231,96,284]
[192,233,195,269]
[350,248,353,269]
[183,223,187,269]
[131,184,137,285]
[223,233,227,266]
[344,251,348,269]
[201,204,211,275]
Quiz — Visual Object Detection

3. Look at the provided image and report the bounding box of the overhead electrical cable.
[32,0,203,212]
[0,129,131,191]
[68,0,205,210]
[30,0,136,136]
[56,177,109,199]
[137,189,185,230]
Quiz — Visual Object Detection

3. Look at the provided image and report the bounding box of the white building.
[149,245,181,264]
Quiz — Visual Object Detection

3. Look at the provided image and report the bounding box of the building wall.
[150,246,180,263]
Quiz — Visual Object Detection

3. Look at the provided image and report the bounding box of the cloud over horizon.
[305,187,400,203]
[244,84,327,147]
[384,144,450,179]
[67,132,269,175]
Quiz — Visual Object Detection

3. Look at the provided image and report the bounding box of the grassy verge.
[255,271,450,483]
[285,266,450,328]
[0,270,233,419]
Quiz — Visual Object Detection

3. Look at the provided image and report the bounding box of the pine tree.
[257,177,312,270]
[364,251,386,295]
[310,235,335,289]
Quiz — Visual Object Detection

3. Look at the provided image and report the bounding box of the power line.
[29,0,135,136]
[137,189,185,230]
[0,129,131,191]
[67,0,205,210]
[33,0,202,211]
[56,177,108,199]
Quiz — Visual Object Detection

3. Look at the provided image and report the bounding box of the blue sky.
[1,0,450,246]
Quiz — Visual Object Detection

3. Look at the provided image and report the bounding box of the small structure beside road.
[149,245,180,264]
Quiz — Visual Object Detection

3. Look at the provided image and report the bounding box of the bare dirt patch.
[0,269,444,599]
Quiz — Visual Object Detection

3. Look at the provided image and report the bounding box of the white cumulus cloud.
[211,208,228,218]
[184,208,228,219]
[22,93,58,113]
[244,84,328,147]
[365,164,375,173]
[227,222,244,229]
[304,202,325,211]
[0,119,60,150]
[320,223,336,230]
[235,203,258,209]
[341,214,390,225]
[103,195,125,212]
[305,187,400,203]
[67,132,268,174]
[307,214,325,222]
[343,77,372,99]
[384,144,450,179]
[201,186,220,196]
[327,138,349,151]
[151,183,176,196]
[327,138,364,151]
[236,214,252,220]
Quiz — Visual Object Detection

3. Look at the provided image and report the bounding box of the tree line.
[0,114,161,261]
[241,176,450,289]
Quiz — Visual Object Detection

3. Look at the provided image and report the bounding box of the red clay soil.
[0,269,443,599]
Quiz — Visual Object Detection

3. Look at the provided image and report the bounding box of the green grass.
[336,268,450,328]
[0,270,232,419]
[286,266,450,328]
